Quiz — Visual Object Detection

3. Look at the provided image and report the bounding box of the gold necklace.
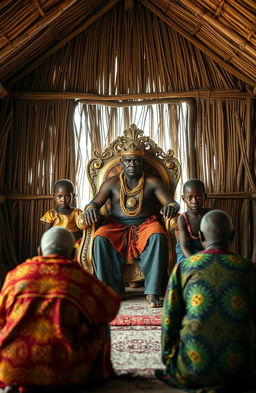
[119,171,144,216]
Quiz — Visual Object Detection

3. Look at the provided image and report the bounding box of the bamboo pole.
[188,103,196,176]
[235,112,256,192]
[78,99,193,107]
[0,0,13,10]
[199,0,256,41]
[176,0,256,58]
[235,104,253,254]
[31,0,45,17]
[244,97,253,191]
[244,98,255,258]
[140,0,256,89]
[11,89,254,100]
[8,0,121,86]
[5,195,53,200]
[208,192,256,199]
[0,0,80,62]
[161,1,256,67]
[0,83,8,98]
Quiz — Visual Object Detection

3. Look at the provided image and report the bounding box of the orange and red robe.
[93,215,167,264]
[0,255,121,392]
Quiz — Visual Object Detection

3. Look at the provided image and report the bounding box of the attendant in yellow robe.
[40,179,82,250]
[0,227,121,392]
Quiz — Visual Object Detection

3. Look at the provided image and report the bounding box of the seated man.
[0,227,120,393]
[84,144,179,308]
[157,210,256,391]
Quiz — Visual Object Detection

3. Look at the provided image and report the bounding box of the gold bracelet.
[84,204,98,212]
[168,203,178,209]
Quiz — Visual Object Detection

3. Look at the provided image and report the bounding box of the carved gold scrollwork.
[94,147,114,160]
[92,160,103,169]
[76,213,88,230]
[165,160,174,169]
[167,149,174,157]
[79,226,94,274]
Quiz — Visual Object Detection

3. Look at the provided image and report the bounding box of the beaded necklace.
[119,171,144,216]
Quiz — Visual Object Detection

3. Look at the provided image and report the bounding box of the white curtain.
[73,101,191,210]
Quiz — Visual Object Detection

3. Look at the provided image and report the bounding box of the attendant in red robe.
[0,227,120,393]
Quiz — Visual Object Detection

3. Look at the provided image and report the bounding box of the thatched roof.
[0,0,256,97]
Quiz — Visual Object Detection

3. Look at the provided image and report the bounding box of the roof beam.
[141,0,256,89]
[11,89,254,100]
[0,0,81,62]
[8,0,120,86]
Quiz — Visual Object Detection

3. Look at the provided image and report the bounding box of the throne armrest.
[76,213,89,230]
[162,213,180,275]
[163,213,179,235]
[76,213,96,273]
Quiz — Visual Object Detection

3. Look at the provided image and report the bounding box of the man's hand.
[160,203,178,219]
[84,205,100,225]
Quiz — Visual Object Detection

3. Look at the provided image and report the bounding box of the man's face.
[120,155,144,178]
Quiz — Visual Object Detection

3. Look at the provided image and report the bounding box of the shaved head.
[200,210,234,247]
[183,179,205,194]
[54,179,74,194]
[41,227,75,257]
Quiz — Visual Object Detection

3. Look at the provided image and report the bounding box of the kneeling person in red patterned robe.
[0,227,120,393]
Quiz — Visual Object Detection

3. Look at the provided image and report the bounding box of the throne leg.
[127,281,144,288]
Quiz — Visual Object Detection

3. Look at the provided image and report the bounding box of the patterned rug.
[111,325,164,377]
[110,288,162,326]
[110,288,165,377]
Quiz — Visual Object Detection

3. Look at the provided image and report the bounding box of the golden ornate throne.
[76,124,181,282]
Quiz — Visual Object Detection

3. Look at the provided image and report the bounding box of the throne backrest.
[86,124,181,211]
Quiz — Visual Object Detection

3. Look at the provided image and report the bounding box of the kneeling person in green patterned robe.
[156,209,256,392]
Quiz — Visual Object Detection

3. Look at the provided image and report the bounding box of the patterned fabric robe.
[0,255,120,391]
[161,249,256,392]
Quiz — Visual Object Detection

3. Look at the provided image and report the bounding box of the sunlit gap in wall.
[73,102,189,212]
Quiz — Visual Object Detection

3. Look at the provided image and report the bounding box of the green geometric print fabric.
[161,251,256,392]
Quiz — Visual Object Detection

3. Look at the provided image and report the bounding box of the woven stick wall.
[3,100,76,264]
[0,2,255,284]
[192,99,255,258]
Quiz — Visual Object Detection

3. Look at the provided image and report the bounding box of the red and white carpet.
[110,288,165,377]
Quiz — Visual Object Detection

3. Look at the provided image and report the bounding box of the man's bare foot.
[146,294,163,308]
